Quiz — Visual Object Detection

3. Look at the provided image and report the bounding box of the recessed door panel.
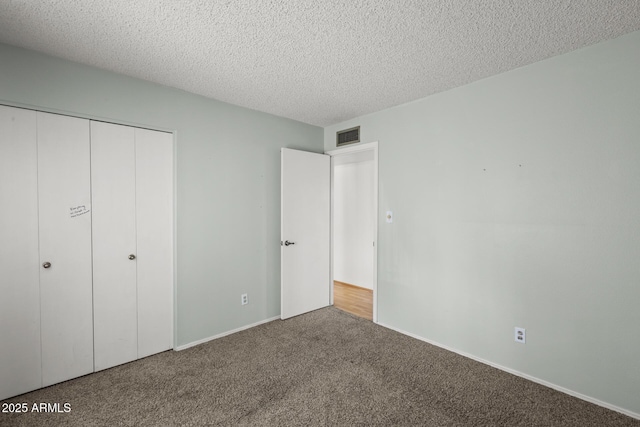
[91,121,138,371]
[135,128,174,357]
[0,106,41,400]
[37,112,93,386]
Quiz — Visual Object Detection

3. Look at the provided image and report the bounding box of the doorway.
[326,142,378,322]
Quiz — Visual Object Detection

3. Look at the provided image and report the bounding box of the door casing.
[326,141,379,323]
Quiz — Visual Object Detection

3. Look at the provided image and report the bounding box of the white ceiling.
[1,1,639,127]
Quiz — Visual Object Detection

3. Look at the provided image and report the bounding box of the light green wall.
[325,31,640,415]
[0,42,323,347]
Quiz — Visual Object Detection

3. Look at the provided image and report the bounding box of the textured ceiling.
[1,1,639,127]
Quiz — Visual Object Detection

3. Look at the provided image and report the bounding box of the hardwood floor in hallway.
[333,281,373,320]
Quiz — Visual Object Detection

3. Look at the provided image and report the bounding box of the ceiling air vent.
[336,126,360,147]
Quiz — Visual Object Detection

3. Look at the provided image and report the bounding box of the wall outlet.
[515,327,526,344]
[241,294,248,305]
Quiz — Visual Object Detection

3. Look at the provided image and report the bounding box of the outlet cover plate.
[515,327,526,344]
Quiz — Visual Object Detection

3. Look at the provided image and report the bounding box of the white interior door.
[37,112,93,386]
[135,127,174,357]
[0,106,41,400]
[281,148,330,319]
[91,121,138,371]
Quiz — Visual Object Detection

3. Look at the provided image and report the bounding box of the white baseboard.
[175,315,280,351]
[377,322,640,421]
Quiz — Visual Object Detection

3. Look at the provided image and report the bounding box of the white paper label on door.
[69,204,91,218]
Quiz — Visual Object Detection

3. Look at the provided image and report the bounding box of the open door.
[281,148,330,319]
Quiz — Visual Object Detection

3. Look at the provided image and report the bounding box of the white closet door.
[91,121,138,371]
[37,112,93,387]
[0,106,41,400]
[136,128,174,357]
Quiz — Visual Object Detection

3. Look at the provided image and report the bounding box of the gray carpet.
[1,307,638,426]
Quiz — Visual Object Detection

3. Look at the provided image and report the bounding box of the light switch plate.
[386,211,393,223]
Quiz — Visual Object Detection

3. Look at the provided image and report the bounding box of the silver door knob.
[129,254,136,260]
[42,262,51,269]
[284,240,295,246]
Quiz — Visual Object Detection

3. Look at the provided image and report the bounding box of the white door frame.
[325,141,378,323]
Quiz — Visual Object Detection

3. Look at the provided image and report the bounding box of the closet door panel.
[91,121,138,371]
[37,112,93,387]
[0,106,41,400]
[136,128,174,357]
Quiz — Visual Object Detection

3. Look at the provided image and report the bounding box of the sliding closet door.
[37,112,93,387]
[136,128,174,357]
[91,121,138,371]
[0,106,41,400]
